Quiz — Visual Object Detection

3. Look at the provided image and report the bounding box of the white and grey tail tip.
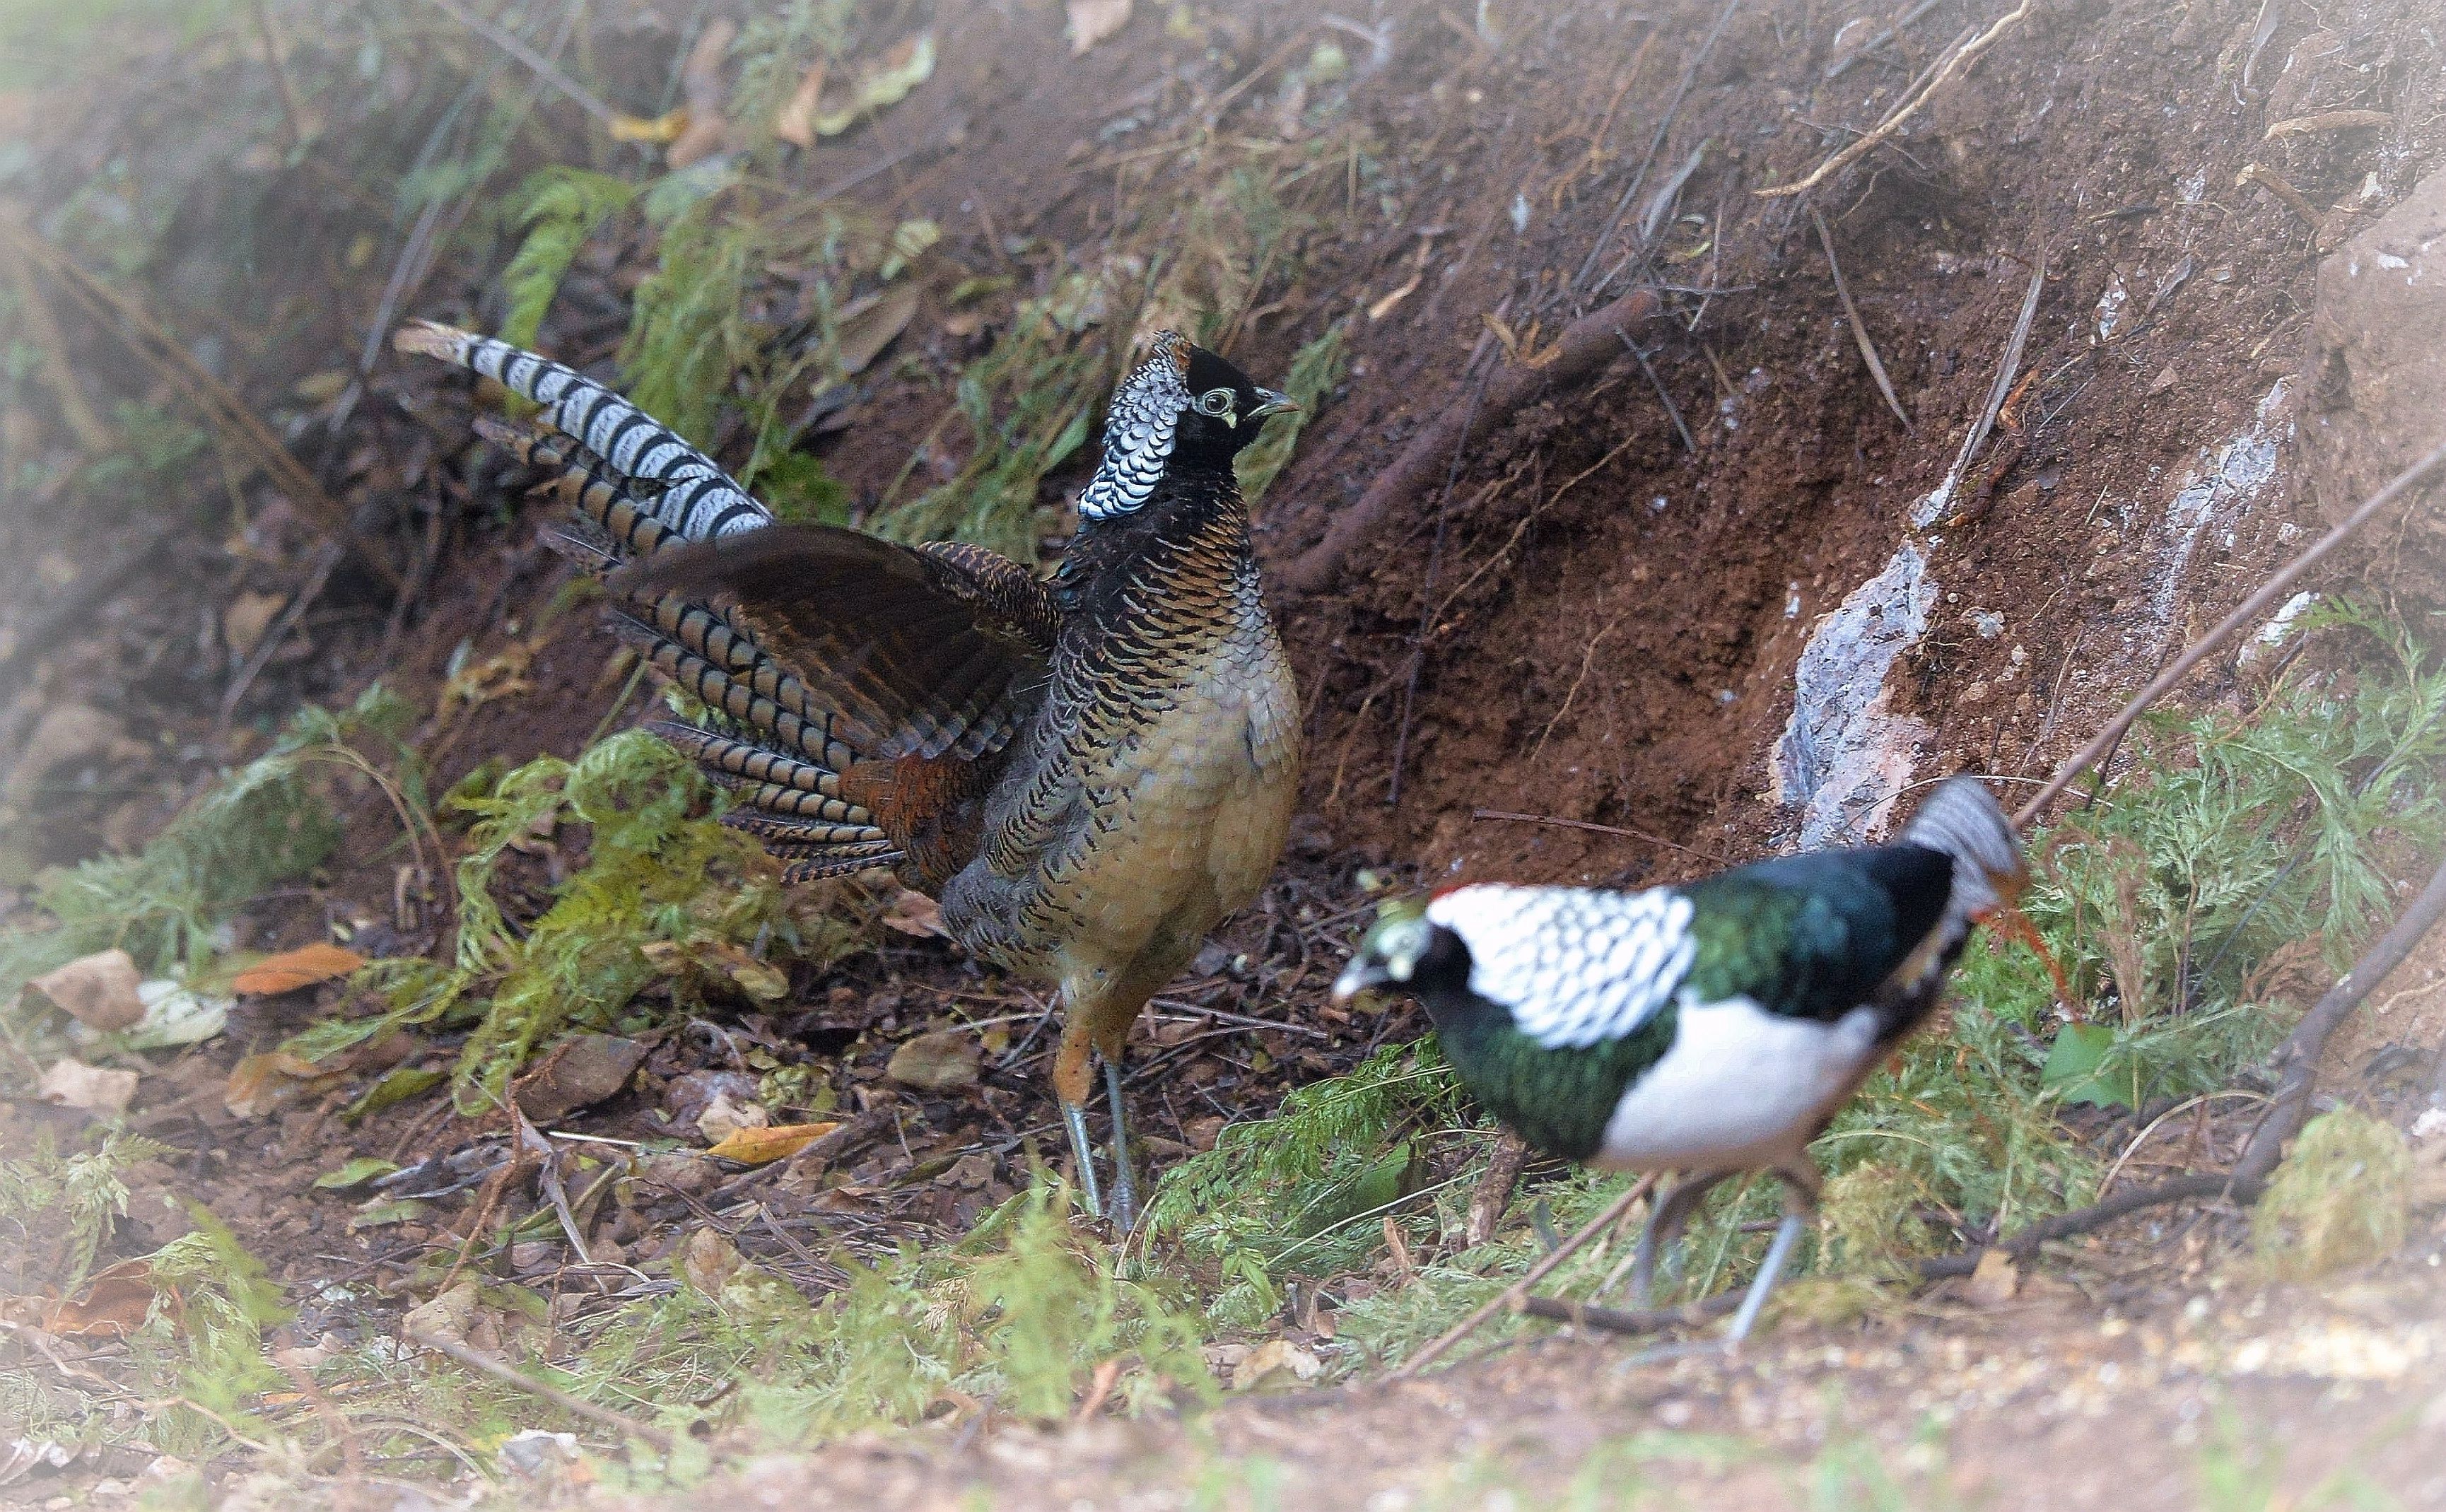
[1904,775,2026,916]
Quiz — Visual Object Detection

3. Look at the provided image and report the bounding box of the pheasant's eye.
[1195,387,1236,418]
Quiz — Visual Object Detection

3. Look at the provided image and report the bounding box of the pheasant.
[397,321,1304,1230]
[1333,775,2025,1345]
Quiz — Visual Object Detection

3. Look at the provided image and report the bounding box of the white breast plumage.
[1427,884,1697,1049]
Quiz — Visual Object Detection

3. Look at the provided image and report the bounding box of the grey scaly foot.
[1722,1210,1805,1348]
[1103,1056,1139,1233]
[1063,1098,1106,1221]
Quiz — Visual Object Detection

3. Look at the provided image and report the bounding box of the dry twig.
[1282,287,1661,593]
[2012,438,2446,828]
[1758,0,2035,201]
[0,219,399,587]
[411,1332,675,1452]
[1812,207,1911,429]
[1392,1173,1656,1378]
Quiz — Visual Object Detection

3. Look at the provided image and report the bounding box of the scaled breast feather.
[1427,885,1697,1050]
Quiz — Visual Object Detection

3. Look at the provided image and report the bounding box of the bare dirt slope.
[6,0,2446,1506]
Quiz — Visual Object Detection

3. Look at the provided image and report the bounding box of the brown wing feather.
[616,525,1058,765]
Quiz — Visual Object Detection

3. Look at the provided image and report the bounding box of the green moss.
[2252,1108,2412,1280]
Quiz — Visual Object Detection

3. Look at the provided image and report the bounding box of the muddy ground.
[5,0,2446,1505]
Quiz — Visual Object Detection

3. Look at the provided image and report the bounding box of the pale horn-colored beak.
[1248,387,1300,420]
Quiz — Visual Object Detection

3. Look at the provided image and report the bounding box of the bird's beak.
[1331,956,1391,1002]
[1249,387,1300,421]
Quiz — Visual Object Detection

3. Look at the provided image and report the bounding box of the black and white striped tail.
[398,320,903,884]
[394,320,771,543]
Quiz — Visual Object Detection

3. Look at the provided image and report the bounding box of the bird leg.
[1062,1097,1107,1221]
[1721,1160,1823,1351]
[1052,1015,1143,1231]
[1627,1171,1729,1307]
[1053,1027,1111,1221]
[1104,1055,1140,1233]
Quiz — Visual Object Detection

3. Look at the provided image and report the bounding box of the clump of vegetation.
[1235,322,1346,506]
[2250,1108,2412,1280]
[0,1126,165,1291]
[317,729,858,1110]
[1147,1044,1470,1328]
[131,1213,293,1458]
[1143,613,2446,1355]
[0,684,420,1002]
[870,255,1133,561]
[496,168,639,350]
[491,1180,1215,1445]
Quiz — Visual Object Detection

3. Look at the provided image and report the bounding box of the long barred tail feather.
[473,413,686,561]
[399,320,917,884]
[396,320,771,542]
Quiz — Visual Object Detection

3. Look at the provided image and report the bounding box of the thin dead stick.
[1,219,399,587]
[1576,0,1743,292]
[1472,808,1725,865]
[2011,438,2446,829]
[411,1330,674,1451]
[1813,207,1910,429]
[418,0,620,124]
[1517,1291,1741,1335]
[2,256,112,452]
[1933,257,2045,522]
[1919,846,2446,1278]
[217,540,346,730]
[249,0,312,150]
[1759,0,2035,199]
[1282,286,1661,593]
[1622,335,1697,452]
[1393,1173,1657,1379]
[2231,848,2446,1185]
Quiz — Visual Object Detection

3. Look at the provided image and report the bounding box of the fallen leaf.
[814,33,936,134]
[879,220,940,282]
[667,18,737,168]
[880,889,947,937]
[681,1226,744,1294]
[312,1157,399,1191]
[231,942,363,995]
[349,1197,430,1231]
[41,1258,157,1338]
[402,1280,479,1347]
[1233,1339,1323,1391]
[640,937,791,1004]
[515,1033,647,1123]
[27,949,144,1030]
[1067,0,1132,54]
[609,107,689,143]
[122,980,230,1049]
[836,283,922,375]
[291,369,351,406]
[498,1429,583,1478]
[696,1089,771,1144]
[706,1120,841,1165]
[345,1065,446,1122]
[222,590,288,662]
[1967,1248,2020,1306]
[37,1058,138,1115]
[225,1051,343,1118]
[772,57,830,148]
[886,1030,978,1091]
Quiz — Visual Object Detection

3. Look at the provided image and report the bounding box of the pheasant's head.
[1077,332,1295,522]
[1333,897,1468,1003]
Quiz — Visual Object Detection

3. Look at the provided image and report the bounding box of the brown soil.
[6,0,2446,1505]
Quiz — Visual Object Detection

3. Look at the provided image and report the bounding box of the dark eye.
[1195,387,1235,417]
